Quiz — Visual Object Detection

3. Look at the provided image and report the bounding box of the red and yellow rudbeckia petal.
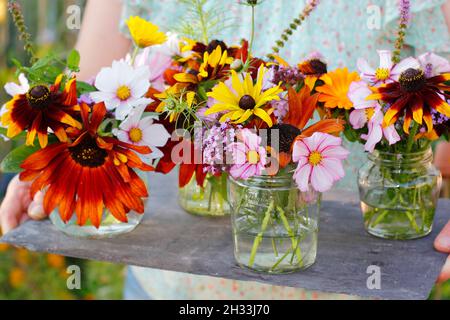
[411,96,424,125]
[49,109,82,129]
[403,110,412,134]
[423,109,433,133]
[62,78,78,106]
[383,95,409,126]
[425,91,450,117]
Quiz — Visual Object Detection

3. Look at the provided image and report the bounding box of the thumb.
[435,221,450,253]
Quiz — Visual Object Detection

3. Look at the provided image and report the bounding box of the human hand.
[434,221,450,283]
[0,175,46,235]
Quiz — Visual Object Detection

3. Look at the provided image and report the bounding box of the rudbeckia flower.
[1,74,30,140]
[174,45,233,84]
[114,104,170,159]
[19,103,154,228]
[298,52,328,90]
[126,16,167,48]
[292,132,349,192]
[229,129,267,180]
[316,68,360,110]
[205,66,283,127]
[357,50,419,86]
[90,60,151,120]
[1,75,81,148]
[367,68,450,133]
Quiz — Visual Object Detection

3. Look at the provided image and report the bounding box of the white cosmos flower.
[113,104,171,160]
[1,74,30,140]
[90,60,151,120]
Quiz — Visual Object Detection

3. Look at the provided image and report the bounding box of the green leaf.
[0,144,42,173]
[77,81,97,95]
[0,127,6,137]
[67,50,81,72]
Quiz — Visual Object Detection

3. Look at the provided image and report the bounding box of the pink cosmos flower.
[229,129,267,180]
[348,80,401,152]
[113,104,170,160]
[350,107,401,152]
[418,52,450,78]
[292,132,349,193]
[357,50,419,86]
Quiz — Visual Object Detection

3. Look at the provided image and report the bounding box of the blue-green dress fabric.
[120,0,450,299]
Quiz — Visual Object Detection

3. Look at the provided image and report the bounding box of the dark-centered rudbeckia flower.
[19,103,154,228]
[1,75,81,148]
[367,68,450,133]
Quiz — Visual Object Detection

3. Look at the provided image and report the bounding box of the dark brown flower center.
[268,124,302,153]
[308,59,328,75]
[26,85,50,107]
[69,136,108,168]
[239,95,256,110]
[399,68,426,92]
[206,40,227,54]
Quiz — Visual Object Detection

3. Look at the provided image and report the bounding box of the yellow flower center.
[365,107,375,120]
[375,68,390,81]
[116,85,131,101]
[247,150,260,165]
[308,151,323,166]
[129,127,143,143]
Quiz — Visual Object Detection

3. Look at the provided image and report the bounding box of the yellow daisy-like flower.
[316,68,360,110]
[205,66,283,127]
[126,16,167,48]
[174,45,233,84]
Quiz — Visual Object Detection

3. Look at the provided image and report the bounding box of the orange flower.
[316,68,360,110]
[0,243,9,252]
[47,254,65,269]
[1,75,81,148]
[9,268,26,288]
[19,103,154,228]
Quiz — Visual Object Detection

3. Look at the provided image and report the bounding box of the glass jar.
[229,173,321,274]
[49,171,148,239]
[178,172,230,217]
[358,148,442,240]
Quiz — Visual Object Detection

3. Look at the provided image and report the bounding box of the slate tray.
[1,172,448,300]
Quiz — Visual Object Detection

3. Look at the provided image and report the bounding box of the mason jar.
[228,172,321,274]
[49,171,148,239]
[178,172,230,217]
[358,148,442,240]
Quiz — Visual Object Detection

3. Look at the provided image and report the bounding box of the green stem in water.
[249,200,275,267]
[406,121,420,153]
[277,206,303,266]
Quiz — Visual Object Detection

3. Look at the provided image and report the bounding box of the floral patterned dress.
[121,0,450,299]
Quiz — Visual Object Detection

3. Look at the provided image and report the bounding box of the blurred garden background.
[0,0,449,300]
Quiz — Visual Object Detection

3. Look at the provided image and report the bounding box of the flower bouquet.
[326,1,449,239]
[0,7,171,238]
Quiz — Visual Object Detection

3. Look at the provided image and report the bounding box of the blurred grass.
[0,0,448,301]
